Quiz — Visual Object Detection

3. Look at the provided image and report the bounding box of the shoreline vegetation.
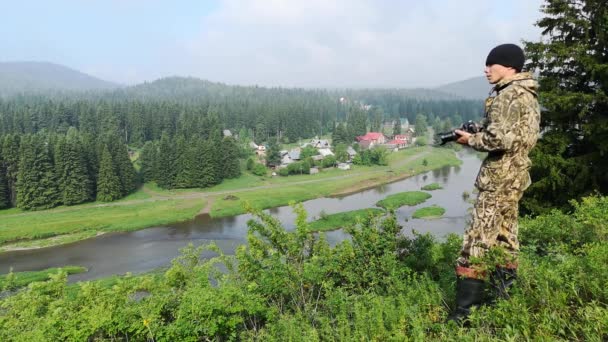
[421,183,443,191]
[308,208,385,232]
[0,146,461,253]
[412,205,446,219]
[376,191,432,210]
[0,266,87,290]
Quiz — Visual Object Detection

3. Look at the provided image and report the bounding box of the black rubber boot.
[490,267,517,300]
[447,277,486,325]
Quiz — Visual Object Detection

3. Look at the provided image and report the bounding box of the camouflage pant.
[457,189,522,268]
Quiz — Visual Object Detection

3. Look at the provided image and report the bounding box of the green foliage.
[0,266,87,290]
[1,196,607,340]
[221,136,241,179]
[96,146,122,202]
[286,161,311,175]
[139,141,157,182]
[415,136,428,146]
[421,182,442,191]
[522,0,608,215]
[321,155,337,168]
[392,119,402,136]
[300,145,318,159]
[352,147,388,166]
[308,208,385,231]
[277,167,289,177]
[412,205,446,219]
[265,140,281,167]
[251,163,267,176]
[333,143,349,162]
[16,134,60,210]
[245,157,255,171]
[376,191,432,209]
[415,113,428,137]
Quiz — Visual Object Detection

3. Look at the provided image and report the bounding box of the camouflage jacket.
[468,72,541,192]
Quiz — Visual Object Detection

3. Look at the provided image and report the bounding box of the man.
[449,43,541,322]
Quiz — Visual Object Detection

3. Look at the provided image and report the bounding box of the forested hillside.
[0,76,483,210]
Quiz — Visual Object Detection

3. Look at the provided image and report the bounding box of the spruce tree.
[140,141,157,183]
[221,136,241,179]
[0,154,8,209]
[1,134,20,206]
[16,135,61,210]
[265,139,281,167]
[55,129,93,205]
[156,132,177,189]
[195,138,219,188]
[523,0,608,214]
[393,120,401,136]
[174,136,198,188]
[96,146,122,202]
[414,114,428,137]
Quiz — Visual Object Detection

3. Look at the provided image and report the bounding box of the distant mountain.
[434,76,492,99]
[0,62,120,96]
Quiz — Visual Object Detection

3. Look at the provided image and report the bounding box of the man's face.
[484,64,515,84]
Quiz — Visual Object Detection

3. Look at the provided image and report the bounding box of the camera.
[436,120,482,145]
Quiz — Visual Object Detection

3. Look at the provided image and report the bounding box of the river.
[0,150,482,282]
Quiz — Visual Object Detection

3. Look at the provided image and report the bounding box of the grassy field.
[412,205,446,219]
[421,183,443,191]
[0,199,206,248]
[0,146,460,250]
[0,266,87,289]
[308,208,385,232]
[376,191,432,210]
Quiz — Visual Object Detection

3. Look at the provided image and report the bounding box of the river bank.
[0,146,461,253]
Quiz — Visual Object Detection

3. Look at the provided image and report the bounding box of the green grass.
[376,191,432,210]
[308,208,385,232]
[0,199,206,246]
[0,266,87,289]
[421,183,443,191]
[412,205,446,219]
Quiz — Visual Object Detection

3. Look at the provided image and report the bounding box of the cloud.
[120,0,546,87]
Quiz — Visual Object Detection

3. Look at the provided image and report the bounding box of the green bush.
[1,196,607,340]
[277,168,289,177]
[251,163,267,176]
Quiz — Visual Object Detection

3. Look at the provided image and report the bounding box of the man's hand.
[455,129,472,145]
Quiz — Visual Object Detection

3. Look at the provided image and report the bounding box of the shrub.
[251,163,267,176]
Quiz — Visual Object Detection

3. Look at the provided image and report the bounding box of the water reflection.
[0,151,481,281]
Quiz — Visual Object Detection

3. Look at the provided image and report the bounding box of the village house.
[355,132,386,149]
[280,148,301,167]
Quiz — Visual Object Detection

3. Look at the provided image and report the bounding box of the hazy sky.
[1,0,544,87]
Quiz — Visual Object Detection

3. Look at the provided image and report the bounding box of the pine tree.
[55,129,92,205]
[0,154,8,209]
[195,138,219,188]
[96,146,122,202]
[392,120,401,137]
[156,132,177,189]
[140,141,157,183]
[414,114,428,137]
[16,135,61,210]
[221,136,241,179]
[174,136,198,188]
[522,0,608,214]
[1,134,20,206]
[265,139,281,167]
[109,140,137,196]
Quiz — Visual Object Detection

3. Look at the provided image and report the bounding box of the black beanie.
[485,44,525,71]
